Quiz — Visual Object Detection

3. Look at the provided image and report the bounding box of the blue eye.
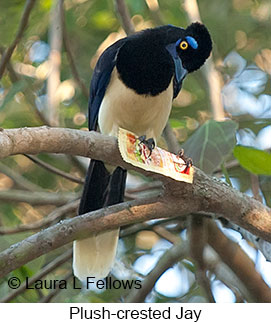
[185,36,198,49]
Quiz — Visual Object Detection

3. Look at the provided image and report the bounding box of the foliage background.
[0,0,271,303]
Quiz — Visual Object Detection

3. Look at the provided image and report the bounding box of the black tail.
[79,159,127,215]
[74,160,127,280]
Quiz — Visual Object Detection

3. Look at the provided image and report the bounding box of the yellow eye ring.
[180,41,188,50]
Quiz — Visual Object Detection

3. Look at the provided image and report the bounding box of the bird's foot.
[138,135,155,157]
[178,148,193,173]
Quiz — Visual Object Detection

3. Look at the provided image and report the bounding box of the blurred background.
[0,0,271,303]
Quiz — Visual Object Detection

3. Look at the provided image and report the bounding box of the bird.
[73,22,212,281]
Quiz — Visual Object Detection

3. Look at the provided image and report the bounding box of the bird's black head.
[175,22,212,73]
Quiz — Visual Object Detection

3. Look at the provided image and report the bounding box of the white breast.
[98,68,173,142]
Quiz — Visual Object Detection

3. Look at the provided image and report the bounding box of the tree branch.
[0,47,50,125]
[189,215,215,302]
[183,0,224,121]
[0,0,37,79]
[0,189,78,206]
[126,242,188,302]
[145,0,164,26]
[223,221,271,262]
[0,161,43,192]
[40,271,73,302]
[207,221,271,302]
[0,126,270,241]
[162,122,181,154]
[47,0,63,126]
[60,1,89,99]
[0,197,162,278]
[0,200,79,235]
[114,0,135,35]
[1,249,72,303]
[204,245,253,302]
[24,154,84,184]
[1,126,271,279]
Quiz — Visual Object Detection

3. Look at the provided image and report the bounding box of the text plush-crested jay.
[73,22,212,280]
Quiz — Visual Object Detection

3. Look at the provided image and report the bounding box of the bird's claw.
[178,148,193,170]
[138,135,155,157]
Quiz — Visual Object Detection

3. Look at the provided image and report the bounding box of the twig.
[126,242,188,302]
[153,225,181,244]
[1,49,87,178]
[189,215,207,269]
[114,0,135,35]
[162,123,181,154]
[250,174,262,202]
[195,270,215,302]
[60,4,89,99]
[47,0,63,126]
[145,0,164,26]
[0,189,79,206]
[207,220,271,302]
[214,160,239,174]
[0,0,37,79]
[40,271,73,303]
[0,161,43,192]
[125,181,162,194]
[0,199,79,235]
[189,215,215,302]
[204,245,252,302]
[183,0,224,121]
[24,154,84,184]
[67,155,88,176]
[0,48,50,125]
[222,221,271,262]
[1,249,72,303]
[120,216,185,238]
[2,50,86,179]
[4,60,88,179]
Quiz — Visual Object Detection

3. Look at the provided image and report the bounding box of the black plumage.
[89,23,212,130]
[73,22,212,280]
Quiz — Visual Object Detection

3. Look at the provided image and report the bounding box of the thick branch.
[1,126,271,243]
[0,197,167,278]
[207,221,271,302]
[1,126,271,278]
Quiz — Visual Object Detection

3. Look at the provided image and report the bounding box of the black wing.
[88,38,126,130]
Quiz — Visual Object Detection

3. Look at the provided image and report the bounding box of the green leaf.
[233,146,271,175]
[182,120,238,174]
[0,80,28,111]
[169,118,186,128]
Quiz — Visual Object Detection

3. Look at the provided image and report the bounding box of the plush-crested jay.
[73,22,212,280]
